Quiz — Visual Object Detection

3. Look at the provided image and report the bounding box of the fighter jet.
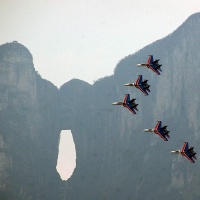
[137,55,162,75]
[144,121,170,141]
[124,75,150,96]
[112,94,138,114]
[171,142,197,163]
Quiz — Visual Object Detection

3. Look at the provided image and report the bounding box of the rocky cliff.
[60,13,200,200]
[0,42,62,200]
[1,12,200,200]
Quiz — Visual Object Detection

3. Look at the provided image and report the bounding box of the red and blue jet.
[124,75,150,96]
[144,121,170,141]
[171,142,197,163]
[112,94,138,114]
[137,55,162,75]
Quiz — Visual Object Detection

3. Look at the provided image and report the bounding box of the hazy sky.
[56,130,76,180]
[1,0,200,87]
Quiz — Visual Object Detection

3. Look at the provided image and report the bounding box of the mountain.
[0,42,63,200]
[59,12,200,200]
[1,12,200,200]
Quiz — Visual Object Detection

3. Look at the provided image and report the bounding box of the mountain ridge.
[60,12,200,200]
[1,12,200,200]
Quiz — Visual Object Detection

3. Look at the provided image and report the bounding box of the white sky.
[56,130,76,181]
[0,0,200,87]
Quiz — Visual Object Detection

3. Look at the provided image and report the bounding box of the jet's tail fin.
[166,134,170,138]
[129,98,136,103]
[153,59,160,64]
[156,64,162,70]
[146,88,151,93]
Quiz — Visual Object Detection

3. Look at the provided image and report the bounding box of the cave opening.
[56,130,76,181]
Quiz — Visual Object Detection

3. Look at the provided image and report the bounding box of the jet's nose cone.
[171,150,181,154]
[124,83,135,86]
[143,129,153,132]
[112,102,123,105]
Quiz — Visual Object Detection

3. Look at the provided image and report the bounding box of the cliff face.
[0,42,62,200]
[60,13,200,200]
[1,13,200,200]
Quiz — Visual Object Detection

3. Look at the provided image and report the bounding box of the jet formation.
[112,55,197,163]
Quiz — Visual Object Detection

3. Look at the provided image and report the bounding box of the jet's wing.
[136,75,143,85]
[123,94,130,104]
[181,142,189,152]
[147,55,153,64]
[148,65,161,75]
[181,142,195,163]
[136,85,149,95]
[125,104,137,114]
[154,121,168,141]
[156,121,162,129]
